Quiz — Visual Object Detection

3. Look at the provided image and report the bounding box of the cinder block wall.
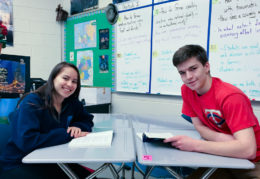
[4,0,63,80]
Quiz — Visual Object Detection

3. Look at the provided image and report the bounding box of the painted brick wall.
[3,0,63,80]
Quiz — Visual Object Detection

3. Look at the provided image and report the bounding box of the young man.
[164,44,260,178]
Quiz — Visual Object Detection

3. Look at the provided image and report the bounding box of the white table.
[92,113,134,177]
[135,129,255,179]
[92,113,131,130]
[23,128,135,179]
[131,114,195,131]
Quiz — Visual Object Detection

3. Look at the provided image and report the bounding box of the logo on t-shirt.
[205,109,225,128]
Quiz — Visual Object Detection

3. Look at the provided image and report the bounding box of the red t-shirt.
[182,77,260,162]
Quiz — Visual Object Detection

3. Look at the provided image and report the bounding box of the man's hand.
[164,135,198,152]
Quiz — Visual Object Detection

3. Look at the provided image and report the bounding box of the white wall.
[99,0,113,8]
[3,0,112,83]
[111,93,183,116]
[3,0,64,80]
[111,92,260,121]
[6,0,260,121]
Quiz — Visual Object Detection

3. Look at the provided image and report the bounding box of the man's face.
[176,57,210,95]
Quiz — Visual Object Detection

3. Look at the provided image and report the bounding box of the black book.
[142,132,173,143]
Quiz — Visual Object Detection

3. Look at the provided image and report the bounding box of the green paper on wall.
[64,10,114,87]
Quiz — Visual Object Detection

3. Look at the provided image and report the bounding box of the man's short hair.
[172,44,208,67]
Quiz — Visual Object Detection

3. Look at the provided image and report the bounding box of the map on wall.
[77,50,93,86]
[74,20,97,49]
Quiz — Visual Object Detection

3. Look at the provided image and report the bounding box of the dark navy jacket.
[0,93,94,170]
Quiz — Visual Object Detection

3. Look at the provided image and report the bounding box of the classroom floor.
[84,163,195,178]
[84,163,158,179]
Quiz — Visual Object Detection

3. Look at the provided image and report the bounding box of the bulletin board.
[115,0,260,101]
[64,10,114,87]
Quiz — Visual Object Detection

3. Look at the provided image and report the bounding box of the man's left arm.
[198,127,256,159]
[191,117,235,142]
[164,127,256,160]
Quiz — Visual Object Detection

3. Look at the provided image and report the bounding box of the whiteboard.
[115,6,152,93]
[116,0,152,11]
[151,0,210,95]
[115,0,260,100]
[209,0,260,100]
[115,0,210,94]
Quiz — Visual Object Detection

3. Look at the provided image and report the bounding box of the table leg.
[131,162,136,179]
[144,166,155,179]
[122,165,125,179]
[86,163,109,179]
[116,162,132,178]
[164,166,183,179]
[108,163,120,179]
[117,163,125,173]
[57,163,79,179]
[117,162,125,178]
[201,168,217,179]
[134,161,145,176]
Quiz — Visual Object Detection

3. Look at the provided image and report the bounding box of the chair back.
[0,98,19,124]
[0,98,18,155]
[0,124,11,155]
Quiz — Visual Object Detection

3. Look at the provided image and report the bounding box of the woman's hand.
[67,127,89,138]
[79,131,89,137]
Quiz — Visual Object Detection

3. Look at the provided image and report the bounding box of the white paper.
[70,51,74,61]
[68,130,113,148]
[79,87,111,104]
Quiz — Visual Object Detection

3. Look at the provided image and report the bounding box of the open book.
[137,132,174,143]
[68,130,113,148]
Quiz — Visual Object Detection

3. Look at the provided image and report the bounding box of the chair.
[0,124,11,155]
[182,114,192,123]
[0,98,18,154]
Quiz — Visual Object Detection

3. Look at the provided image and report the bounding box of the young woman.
[0,62,94,178]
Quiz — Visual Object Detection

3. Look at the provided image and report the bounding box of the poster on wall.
[70,0,98,15]
[99,29,109,49]
[113,0,131,4]
[74,20,97,50]
[99,55,109,73]
[77,50,93,86]
[0,0,13,46]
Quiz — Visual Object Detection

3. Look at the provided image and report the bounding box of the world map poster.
[74,20,97,49]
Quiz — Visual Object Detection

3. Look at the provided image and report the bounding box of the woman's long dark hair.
[17,62,81,116]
